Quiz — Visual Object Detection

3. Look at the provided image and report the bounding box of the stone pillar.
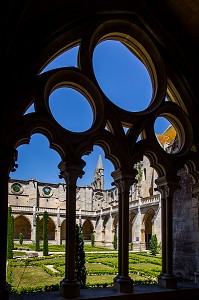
[158,188,166,282]
[57,206,61,245]
[0,146,17,300]
[32,204,36,243]
[59,158,85,298]
[112,168,137,293]
[192,183,199,275]
[156,177,179,289]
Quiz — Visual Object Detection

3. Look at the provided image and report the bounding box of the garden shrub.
[75,224,86,288]
[7,207,14,259]
[91,233,95,247]
[19,232,24,246]
[43,211,49,256]
[149,234,158,256]
[113,233,117,250]
[7,246,162,294]
[35,215,40,251]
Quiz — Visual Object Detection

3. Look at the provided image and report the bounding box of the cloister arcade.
[1,1,199,300]
[12,209,154,248]
[14,216,31,240]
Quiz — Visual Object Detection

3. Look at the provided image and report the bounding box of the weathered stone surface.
[173,168,199,279]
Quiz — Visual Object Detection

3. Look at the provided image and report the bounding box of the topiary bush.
[91,233,95,247]
[35,215,40,251]
[19,232,24,246]
[43,211,49,256]
[149,234,158,256]
[113,233,117,250]
[7,206,14,259]
[75,224,86,288]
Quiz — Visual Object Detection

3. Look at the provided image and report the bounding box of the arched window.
[39,216,56,240]
[61,219,66,242]
[82,219,93,240]
[129,212,136,243]
[143,209,155,250]
[14,216,31,240]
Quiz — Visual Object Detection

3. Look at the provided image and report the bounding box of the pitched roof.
[156,125,176,146]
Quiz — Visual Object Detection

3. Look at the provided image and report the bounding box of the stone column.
[192,183,199,274]
[0,146,17,300]
[158,187,166,283]
[112,168,137,293]
[32,204,36,243]
[57,206,61,245]
[59,158,85,298]
[156,177,179,289]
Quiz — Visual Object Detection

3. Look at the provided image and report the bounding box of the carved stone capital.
[58,158,85,185]
[155,176,180,199]
[192,182,199,199]
[0,145,18,177]
[111,168,137,193]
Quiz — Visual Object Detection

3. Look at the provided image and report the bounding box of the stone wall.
[173,168,199,279]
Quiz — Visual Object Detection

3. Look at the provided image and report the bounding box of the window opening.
[24,103,35,115]
[40,46,79,73]
[154,116,179,153]
[93,40,152,112]
[49,87,93,132]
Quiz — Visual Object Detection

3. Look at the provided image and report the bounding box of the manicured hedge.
[7,251,162,294]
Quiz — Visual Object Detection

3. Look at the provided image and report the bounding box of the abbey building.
[8,126,199,280]
[8,153,161,250]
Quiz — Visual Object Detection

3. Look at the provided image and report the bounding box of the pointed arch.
[113,214,119,231]
[39,216,56,240]
[142,209,155,250]
[82,219,94,240]
[129,211,136,243]
[61,219,66,241]
[14,215,31,240]
[48,217,56,240]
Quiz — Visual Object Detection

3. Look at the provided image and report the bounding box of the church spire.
[96,153,103,170]
[92,154,104,190]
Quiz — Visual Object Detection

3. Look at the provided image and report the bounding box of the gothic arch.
[7,13,194,186]
[61,219,66,241]
[39,216,56,240]
[48,217,56,240]
[14,215,31,240]
[2,2,199,298]
[142,209,155,249]
[129,211,136,243]
[82,219,94,240]
[113,214,119,233]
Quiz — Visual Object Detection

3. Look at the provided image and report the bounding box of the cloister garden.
[7,244,161,294]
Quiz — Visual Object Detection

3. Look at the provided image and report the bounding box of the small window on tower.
[144,168,146,180]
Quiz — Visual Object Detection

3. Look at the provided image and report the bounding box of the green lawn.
[8,246,161,294]
[11,266,63,288]
[14,243,113,252]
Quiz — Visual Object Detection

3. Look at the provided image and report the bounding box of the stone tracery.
[3,13,197,299]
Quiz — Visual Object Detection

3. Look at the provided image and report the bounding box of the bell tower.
[92,154,104,190]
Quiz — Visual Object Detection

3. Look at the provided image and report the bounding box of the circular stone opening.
[93,40,152,112]
[11,183,23,194]
[154,116,179,153]
[43,186,52,197]
[49,87,93,132]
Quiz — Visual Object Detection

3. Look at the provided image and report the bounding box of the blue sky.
[11,41,170,189]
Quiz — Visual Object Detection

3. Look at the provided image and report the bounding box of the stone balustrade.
[141,194,160,206]
[10,194,160,219]
[10,205,33,212]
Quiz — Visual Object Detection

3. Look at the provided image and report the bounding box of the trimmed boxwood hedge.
[7,251,162,294]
